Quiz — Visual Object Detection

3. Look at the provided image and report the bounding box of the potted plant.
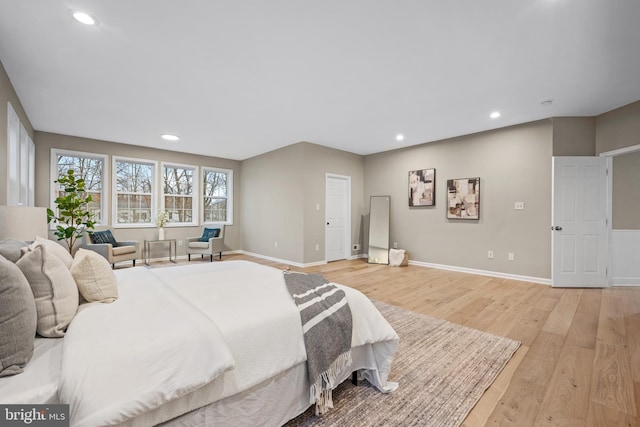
[47,169,96,254]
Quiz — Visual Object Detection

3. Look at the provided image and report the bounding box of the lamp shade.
[0,206,48,241]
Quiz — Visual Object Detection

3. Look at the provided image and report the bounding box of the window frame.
[50,148,109,226]
[202,166,233,226]
[161,161,199,227]
[7,102,35,206]
[112,156,158,228]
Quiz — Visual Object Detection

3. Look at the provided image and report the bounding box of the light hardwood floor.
[166,254,640,426]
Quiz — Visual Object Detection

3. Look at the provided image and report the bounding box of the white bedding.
[59,268,236,427]
[3,260,398,427]
[0,338,63,404]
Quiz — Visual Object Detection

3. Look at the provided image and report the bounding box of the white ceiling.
[1,1,639,160]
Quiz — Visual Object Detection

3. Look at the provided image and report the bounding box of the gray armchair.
[81,226,139,268]
[186,224,225,262]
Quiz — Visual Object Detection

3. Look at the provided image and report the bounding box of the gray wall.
[34,131,242,256]
[551,117,596,156]
[240,143,305,263]
[364,120,553,279]
[300,143,365,262]
[612,152,640,230]
[0,60,34,205]
[240,141,364,265]
[596,100,640,229]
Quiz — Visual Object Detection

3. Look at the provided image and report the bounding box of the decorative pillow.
[0,239,28,263]
[0,255,37,377]
[31,236,74,269]
[16,245,79,338]
[89,230,118,247]
[199,228,220,242]
[70,249,118,303]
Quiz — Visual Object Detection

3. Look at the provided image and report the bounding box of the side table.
[144,239,177,266]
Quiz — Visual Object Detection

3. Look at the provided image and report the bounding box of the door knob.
[554,226,562,231]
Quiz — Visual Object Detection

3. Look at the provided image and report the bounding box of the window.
[7,102,35,206]
[162,163,198,226]
[51,149,107,224]
[203,167,233,224]
[113,157,157,227]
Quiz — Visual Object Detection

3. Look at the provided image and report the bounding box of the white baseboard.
[237,251,550,284]
[238,251,327,268]
[612,277,640,286]
[407,260,551,285]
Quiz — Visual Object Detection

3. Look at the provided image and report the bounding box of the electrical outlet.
[514,202,525,210]
[488,250,494,259]
[178,240,183,247]
[315,244,320,251]
[393,242,398,249]
[508,252,515,261]
[274,241,278,248]
[352,243,360,251]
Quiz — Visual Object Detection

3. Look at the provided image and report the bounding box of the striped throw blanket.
[283,271,353,415]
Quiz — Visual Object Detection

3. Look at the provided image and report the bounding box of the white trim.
[325,173,352,262]
[201,166,234,226]
[612,278,640,287]
[241,250,549,283]
[611,229,640,287]
[6,102,20,206]
[112,155,158,228]
[407,259,551,285]
[160,161,199,227]
[600,146,639,287]
[239,250,327,269]
[599,143,640,157]
[50,148,109,226]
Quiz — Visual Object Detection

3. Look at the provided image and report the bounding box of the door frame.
[325,173,351,262]
[599,143,640,286]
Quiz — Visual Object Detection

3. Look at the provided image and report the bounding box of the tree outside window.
[55,153,104,223]
[163,164,197,224]
[115,159,154,225]
[203,168,230,223]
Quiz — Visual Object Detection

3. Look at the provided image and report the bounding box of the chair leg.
[210,254,213,262]
[112,263,115,269]
[219,252,222,260]
[188,254,191,261]
[133,259,136,267]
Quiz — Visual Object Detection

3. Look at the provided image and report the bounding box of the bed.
[1,260,399,427]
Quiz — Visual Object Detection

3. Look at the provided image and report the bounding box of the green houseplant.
[47,169,96,254]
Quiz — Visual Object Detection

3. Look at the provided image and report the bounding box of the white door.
[326,175,350,262]
[552,156,609,287]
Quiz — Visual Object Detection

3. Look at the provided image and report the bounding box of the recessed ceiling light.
[395,134,405,142]
[490,111,501,119]
[71,11,96,25]
[161,134,180,142]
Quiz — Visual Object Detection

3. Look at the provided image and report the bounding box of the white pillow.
[71,249,118,303]
[16,245,79,337]
[31,236,74,269]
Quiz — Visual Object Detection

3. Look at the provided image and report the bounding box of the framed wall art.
[447,177,480,219]
[408,168,435,207]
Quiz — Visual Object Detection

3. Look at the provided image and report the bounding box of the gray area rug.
[286,301,520,427]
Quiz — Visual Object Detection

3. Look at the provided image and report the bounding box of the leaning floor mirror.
[368,196,390,264]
